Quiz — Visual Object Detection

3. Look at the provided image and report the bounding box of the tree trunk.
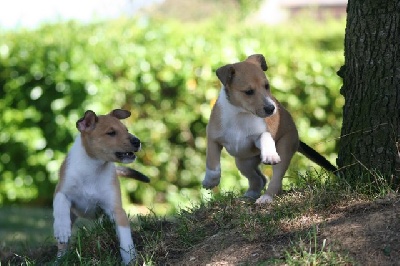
[337,1,400,182]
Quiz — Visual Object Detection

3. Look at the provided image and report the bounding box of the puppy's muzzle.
[115,135,141,162]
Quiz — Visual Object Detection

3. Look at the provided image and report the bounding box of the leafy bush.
[0,18,344,212]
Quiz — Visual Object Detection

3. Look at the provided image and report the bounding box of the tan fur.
[55,159,67,193]
[112,174,130,228]
[266,99,298,142]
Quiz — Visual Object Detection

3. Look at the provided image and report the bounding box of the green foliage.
[236,0,264,17]
[0,18,345,212]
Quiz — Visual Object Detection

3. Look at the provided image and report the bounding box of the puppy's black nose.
[130,136,141,148]
[264,105,275,116]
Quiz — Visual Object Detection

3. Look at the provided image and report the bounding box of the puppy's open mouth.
[115,152,136,161]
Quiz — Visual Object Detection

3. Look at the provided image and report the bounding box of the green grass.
[267,225,354,265]
[0,171,395,265]
[0,206,54,250]
[54,218,122,265]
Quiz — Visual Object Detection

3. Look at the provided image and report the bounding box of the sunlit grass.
[265,226,354,265]
[1,169,395,265]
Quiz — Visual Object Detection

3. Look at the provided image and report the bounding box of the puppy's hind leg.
[235,156,266,199]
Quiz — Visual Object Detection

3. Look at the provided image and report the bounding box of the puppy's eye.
[265,83,270,90]
[244,89,254,95]
[106,131,116,136]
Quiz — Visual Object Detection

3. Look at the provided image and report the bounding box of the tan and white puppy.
[202,54,337,204]
[53,109,145,265]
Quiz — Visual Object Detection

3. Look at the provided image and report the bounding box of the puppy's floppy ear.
[109,109,131,120]
[216,64,235,86]
[77,110,98,132]
[246,54,268,71]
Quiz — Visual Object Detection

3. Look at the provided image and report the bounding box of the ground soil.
[169,194,400,266]
[2,195,400,265]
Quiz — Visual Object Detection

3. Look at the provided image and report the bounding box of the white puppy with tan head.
[202,54,337,204]
[53,109,148,265]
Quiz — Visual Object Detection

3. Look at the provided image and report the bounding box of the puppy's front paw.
[261,152,281,165]
[54,221,71,244]
[56,243,68,259]
[255,194,274,204]
[202,167,221,189]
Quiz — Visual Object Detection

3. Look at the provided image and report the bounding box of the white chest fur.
[61,135,116,217]
[215,89,267,158]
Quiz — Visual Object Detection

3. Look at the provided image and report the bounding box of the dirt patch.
[168,195,400,265]
[320,196,400,266]
[2,195,400,265]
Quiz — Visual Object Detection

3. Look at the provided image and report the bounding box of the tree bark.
[337,1,400,181]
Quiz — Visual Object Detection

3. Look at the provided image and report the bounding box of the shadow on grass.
[0,206,54,249]
[0,206,56,264]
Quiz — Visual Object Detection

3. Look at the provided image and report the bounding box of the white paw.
[120,247,137,265]
[54,220,71,244]
[57,244,68,258]
[202,167,221,189]
[117,225,137,265]
[261,151,281,165]
[255,194,274,204]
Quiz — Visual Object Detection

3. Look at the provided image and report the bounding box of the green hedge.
[0,18,344,213]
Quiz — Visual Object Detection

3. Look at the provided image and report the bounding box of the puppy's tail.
[298,141,337,173]
[116,166,150,183]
